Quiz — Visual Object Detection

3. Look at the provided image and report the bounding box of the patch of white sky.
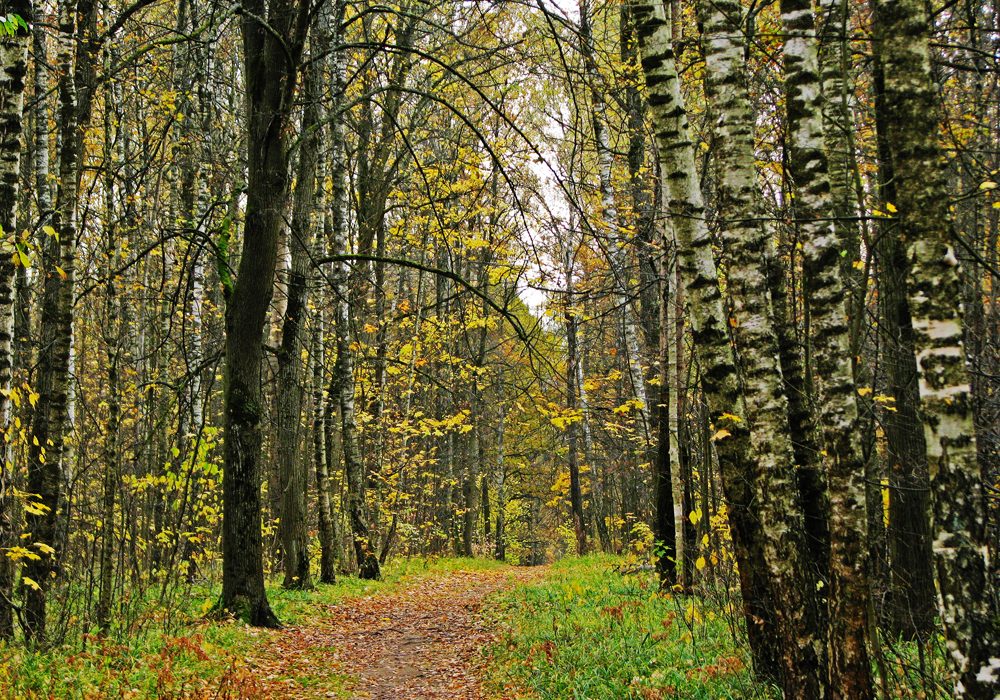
[510,0,583,320]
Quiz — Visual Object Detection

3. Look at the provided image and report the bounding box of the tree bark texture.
[0,0,30,641]
[24,0,96,644]
[697,0,828,690]
[221,0,307,625]
[872,0,1000,694]
[780,0,874,692]
[633,0,787,684]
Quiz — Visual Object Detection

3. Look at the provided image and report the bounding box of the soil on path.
[253,566,541,699]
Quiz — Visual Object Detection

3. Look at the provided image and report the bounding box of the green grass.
[0,556,508,699]
[481,555,778,700]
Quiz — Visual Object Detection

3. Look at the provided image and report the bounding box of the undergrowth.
[0,556,503,699]
[481,555,777,700]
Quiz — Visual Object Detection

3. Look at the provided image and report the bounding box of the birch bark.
[780,0,873,691]
[695,0,827,690]
[0,0,29,641]
[24,0,97,643]
[872,0,1000,693]
[634,0,786,683]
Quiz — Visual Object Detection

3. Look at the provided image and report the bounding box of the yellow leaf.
[885,202,897,213]
[23,501,49,516]
[33,542,55,555]
[22,576,40,591]
[852,259,864,271]
[857,387,873,397]
[711,428,731,442]
[979,181,997,190]
[719,412,742,424]
[55,266,67,280]
[42,225,57,239]
[695,556,706,571]
[688,508,702,525]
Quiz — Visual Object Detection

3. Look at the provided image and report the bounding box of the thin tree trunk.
[0,0,30,641]
[564,243,587,555]
[330,3,379,578]
[276,40,323,590]
[578,0,651,449]
[312,314,337,583]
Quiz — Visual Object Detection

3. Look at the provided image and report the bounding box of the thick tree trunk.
[871,58,936,641]
[871,0,1000,694]
[221,0,307,625]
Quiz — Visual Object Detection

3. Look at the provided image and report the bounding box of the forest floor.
[0,556,944,698]
[251,564,544,699]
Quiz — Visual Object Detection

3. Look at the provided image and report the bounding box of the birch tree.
[0,0,30,641]
[872,0,1000,694]
[780,0,873,691]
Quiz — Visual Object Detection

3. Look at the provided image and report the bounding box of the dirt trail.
[254,566,541,699]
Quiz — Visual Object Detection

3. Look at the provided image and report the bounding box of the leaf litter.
[251,566,545,699]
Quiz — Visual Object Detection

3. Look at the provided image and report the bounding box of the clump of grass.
[481,555,777,699]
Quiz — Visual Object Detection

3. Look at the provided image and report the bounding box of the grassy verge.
[0,556,507,699]
[481,555,777,700]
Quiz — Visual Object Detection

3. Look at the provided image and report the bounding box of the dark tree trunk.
[565,256,586,555]
[221,0,307,625]
[276,42,323,591]
[871,56,936,642]
[653,247,675,587]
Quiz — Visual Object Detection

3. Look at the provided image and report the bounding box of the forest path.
[254,564,543,699]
